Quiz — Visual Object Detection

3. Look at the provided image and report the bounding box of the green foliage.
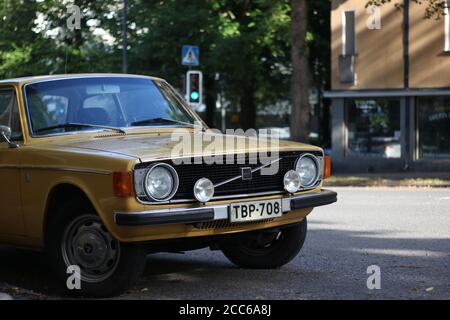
[124,0,294,108]
[0,0,330,130]
[0,0,46,77]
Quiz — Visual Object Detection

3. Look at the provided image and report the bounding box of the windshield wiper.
[35,123,126,134]
[130,117,194,128]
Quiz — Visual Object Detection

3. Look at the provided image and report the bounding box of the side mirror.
[0,125,19,148]
[0,125,11,141]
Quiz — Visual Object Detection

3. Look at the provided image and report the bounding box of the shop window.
[417,97,450,159]
[346,99,401,158]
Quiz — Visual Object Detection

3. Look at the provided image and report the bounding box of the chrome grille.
[196,219,275,230]
[135,151,323,203]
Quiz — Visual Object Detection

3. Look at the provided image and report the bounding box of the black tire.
[46,198,146,298]
[221,219,307,269]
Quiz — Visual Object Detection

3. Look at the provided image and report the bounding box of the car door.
[0,86,24,237]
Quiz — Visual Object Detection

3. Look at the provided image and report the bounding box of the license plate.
[229,199,283,223]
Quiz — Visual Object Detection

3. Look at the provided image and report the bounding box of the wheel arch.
[43,183,98,247]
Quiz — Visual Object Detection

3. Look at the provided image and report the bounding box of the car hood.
[56,131,322,163]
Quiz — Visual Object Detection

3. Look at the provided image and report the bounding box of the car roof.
[0,73,163,85]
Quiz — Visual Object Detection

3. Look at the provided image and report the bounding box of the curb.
[324,184,450,188]
[324,177,450,189]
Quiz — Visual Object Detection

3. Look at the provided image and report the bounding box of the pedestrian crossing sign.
[182,45,200,66]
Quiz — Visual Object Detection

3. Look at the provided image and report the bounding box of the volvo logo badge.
[241,167,253,181]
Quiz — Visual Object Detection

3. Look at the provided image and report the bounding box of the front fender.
[22,170,144,248]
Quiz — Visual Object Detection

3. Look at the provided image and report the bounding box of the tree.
[0,0,50,78]
[0,0,120,78]
[122,0,221,127]
[123,0,292,130]
[290,0,310,142]
[35,0,119,74]
[0,0,330,143]
[211,0,292,130]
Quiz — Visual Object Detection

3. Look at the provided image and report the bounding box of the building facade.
[326,0,450,172]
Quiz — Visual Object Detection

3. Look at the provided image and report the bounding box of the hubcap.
[62,215,120,283]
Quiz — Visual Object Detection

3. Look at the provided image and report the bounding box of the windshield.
[24,77,197,136]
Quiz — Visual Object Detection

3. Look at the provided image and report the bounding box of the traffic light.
[186,71,203,105]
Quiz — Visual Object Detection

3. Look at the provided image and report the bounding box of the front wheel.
[221,219,307,269]
[46,200,146,298]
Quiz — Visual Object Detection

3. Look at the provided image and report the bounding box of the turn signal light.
[113,172,134,197]
[323,156,332,180]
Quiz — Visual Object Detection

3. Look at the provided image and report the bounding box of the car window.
[27,89,69,133]
[82,95,122,127]
[118,81,188,124]
[0,88,22,141]
[25,77,197,136]
[0,90,13,127]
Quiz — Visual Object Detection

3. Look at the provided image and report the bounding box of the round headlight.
[194,178,215,203]
[295,154,319,188]
[284,170,302,193]
[144,164,179,201]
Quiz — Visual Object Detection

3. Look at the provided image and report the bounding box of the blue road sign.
[182,45,200,66]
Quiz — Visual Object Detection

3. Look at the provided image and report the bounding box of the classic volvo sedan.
[0,74,337,297]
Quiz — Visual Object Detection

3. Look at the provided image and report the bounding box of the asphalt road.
[1,187,449,300]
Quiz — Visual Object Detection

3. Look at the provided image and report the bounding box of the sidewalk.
[323,172,450,188]
[0,283,48,300]
[0,292,12,300]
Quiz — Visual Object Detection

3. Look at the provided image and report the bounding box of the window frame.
[0,85,23,142]
[342,10,356,56]
[445,1,450,52]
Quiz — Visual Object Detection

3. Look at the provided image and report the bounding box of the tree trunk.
[290,0,311,143]
[240,84,256,130]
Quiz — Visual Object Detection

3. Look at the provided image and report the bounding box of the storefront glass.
[417,97,450,159]
[345,99,401,158]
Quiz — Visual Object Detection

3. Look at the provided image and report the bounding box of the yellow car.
[0,74,337,297]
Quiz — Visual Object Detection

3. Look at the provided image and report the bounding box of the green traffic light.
[190,91,200,101]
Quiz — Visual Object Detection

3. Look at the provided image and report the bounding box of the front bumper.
[115,189,337,227]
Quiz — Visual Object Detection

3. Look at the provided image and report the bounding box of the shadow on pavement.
[0,226,449,299]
